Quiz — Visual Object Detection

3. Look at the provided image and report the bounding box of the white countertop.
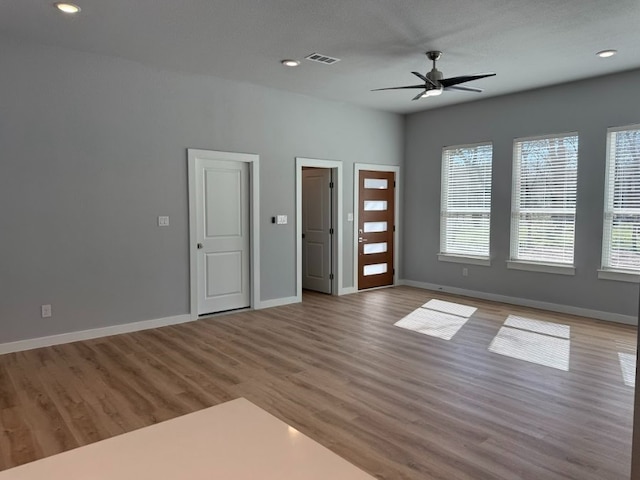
[0,398,375,480]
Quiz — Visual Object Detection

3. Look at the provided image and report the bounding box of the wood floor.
[0,286,636,479]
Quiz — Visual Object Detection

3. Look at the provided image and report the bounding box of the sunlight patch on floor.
[504,315,570,339]
[618,352,636,387]
[421,299,477,318]
[394,300,477,340]
[489,315,570,371]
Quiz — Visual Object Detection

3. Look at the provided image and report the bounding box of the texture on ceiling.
[2,0,639,114]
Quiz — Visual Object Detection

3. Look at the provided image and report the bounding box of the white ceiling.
[2,0,640,114]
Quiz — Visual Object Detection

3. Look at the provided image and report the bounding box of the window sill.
[438,254,491,267]
[507,260,575,276]
[597,269,640,283]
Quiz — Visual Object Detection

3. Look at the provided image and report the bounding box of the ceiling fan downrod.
[426,50,442,69]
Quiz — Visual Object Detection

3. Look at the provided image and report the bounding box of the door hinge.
[330,273,334,280]
[393,225,396,232]
[394,180,396,188]
[329,182,334,189]
[393,268,395,275]
[329,228,334,235]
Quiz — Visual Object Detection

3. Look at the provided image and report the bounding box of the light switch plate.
[41,304,52,318]
[347,213,353,222]
[158,216,170,227]
[276,215,287,225]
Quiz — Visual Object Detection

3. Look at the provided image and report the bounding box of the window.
[601,124,640,277]
[440,142,493,262]
[510,133,579,270]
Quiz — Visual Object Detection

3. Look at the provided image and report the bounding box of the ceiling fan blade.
[411,71,438,88]
[411,90,427,101]
[444,85,484,93]
[440,73,496,88]
[371,84,428,91]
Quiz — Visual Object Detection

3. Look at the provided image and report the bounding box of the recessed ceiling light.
[597,49,617,58]
[281,59,300,67]
[54,3,81,14]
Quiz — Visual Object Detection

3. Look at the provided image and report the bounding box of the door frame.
[188,149,261,319]
[353,163,401,291]
[296,157,343,301]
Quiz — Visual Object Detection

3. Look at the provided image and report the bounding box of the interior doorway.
[302,167,333,294]
[296,158,343,301]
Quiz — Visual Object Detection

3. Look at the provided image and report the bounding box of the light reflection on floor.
[394,300,477,340]
[618,352,636,387]
[489,315,570,371]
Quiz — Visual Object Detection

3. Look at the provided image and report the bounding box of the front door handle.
[197,243,203,249]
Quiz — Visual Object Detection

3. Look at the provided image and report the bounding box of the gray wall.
[403,69,640,318]
[0,38,403,343]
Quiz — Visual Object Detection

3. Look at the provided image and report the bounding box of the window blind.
[602,125,640,271]
[440,142,493,258]
[510,133,578,265]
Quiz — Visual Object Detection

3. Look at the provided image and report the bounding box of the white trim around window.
[597,269,640,283]
[507,260,575,276]
[438,254,491,266]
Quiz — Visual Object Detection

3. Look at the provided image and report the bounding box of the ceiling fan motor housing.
[426,50,443,89]
[427,68,443,89]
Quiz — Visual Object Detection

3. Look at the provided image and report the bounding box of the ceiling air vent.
[305,53,341,65]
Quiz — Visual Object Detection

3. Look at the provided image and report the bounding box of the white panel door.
[302,168,332,294]
[196,158,250,314]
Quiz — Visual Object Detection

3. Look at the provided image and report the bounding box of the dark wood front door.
[358,170,395,290]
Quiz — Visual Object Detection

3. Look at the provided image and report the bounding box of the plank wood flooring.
[0,286,636,479]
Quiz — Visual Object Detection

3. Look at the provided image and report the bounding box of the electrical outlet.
[41,304,52,318]
[462,267,468,277]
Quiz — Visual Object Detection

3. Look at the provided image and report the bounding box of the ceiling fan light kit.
[373,50,496,101]
[596,49,617,58]
[423,88,443,97]
[54,2,81,14]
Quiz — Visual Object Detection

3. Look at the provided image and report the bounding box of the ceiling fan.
[373,51,496,101]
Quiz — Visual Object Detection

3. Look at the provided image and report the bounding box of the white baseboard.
[0,314,193,355]
[4,283,631,355]
[399,279,637,326]
[257,296,300,309]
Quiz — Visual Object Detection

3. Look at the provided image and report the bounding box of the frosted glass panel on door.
[363,242,388,254]
[364,221,387,233]
[364,178,388,189]
[364,263,388,276]
[364,200,388,211]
